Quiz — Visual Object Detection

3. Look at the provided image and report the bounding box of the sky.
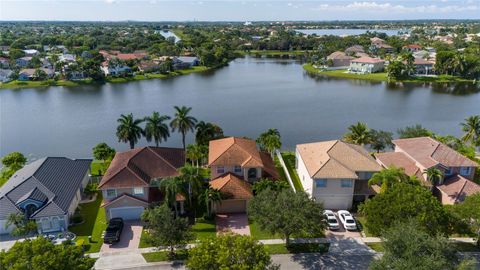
[0,0,479,21]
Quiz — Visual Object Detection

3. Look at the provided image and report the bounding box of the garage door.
[109,207,144,220]
[215,200,247,214]
[0,219,14,235]
[319,196,352,210]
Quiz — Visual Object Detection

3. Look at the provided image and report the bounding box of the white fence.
[275,150,296,193]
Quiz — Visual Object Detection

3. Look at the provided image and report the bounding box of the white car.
[337,210,357,231]
[323,210,340,230]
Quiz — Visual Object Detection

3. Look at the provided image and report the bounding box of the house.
[295,140,382,209]
[59,54,76,63]
[138,60,161,73]
[345,45,365,55]
[413,50,435,60]
[326,51,354,68]
[0,57,10,68]
[412,58,435,75]
[209,173,253,213]
[375,137,479,204]
[208,137,279,181]
[349,57,385,74]
[403,44,422,52]
[173,56,199,69]
[98,147,185,221]
[100,62,132,76]
[0,69,13,82]
[370,37,394,53]
[0,157,91,235]
[18,68,54,81]
[16,56,32,67]
[23,49,39,56]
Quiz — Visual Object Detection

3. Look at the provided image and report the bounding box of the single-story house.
[99,147,185,221]
[59,54,76,63]
[173,56,199,69]
[101,63,132,76]
[295,140,382,209]
[18,68,54,81]
[23,49,39,56]
[0,57,10,68]
[0,157,91,235]
[138,61,161,73]
[403,44,422,52]
[209,173,253,214]
[349,57,385,74]
[345,45,365,55]
[16,57,32,68]
[326,51,354,68]
[0,69,13,82]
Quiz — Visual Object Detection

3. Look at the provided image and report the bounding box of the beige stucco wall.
[105,197,148,220]
[295,149,313,196]
[210,165,261,181]
[102,187,149,201]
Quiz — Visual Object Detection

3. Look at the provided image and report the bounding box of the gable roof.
[209,137,263,168]
[392,137,478,168]
[375,152,422,179]
[327,51,354,60]
[437,175,480,203]
[99,147,185,189]
[101,193,150,208]
[0,157,92,219]
[209,173,253,200]
[296,140,381,179]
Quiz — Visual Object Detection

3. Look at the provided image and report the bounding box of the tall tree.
[256,129,282,157]
[116,113,145,149]
[144,112,171,147]
[170,106,198,151]
[369,129,394,153]
[5,213,37,238]
[248,189,325,245]
[343,122,372,145]
[186,144,203,167]
[423,167,444,186]
[179,165,204,209]
[397,124,433,139]
[1,152,27,171]
[159,176,185,216]
[460,115,480,146]
[141,204,193,258]
[92,143,115,172]
[200,187,222,218]
[195,121,224,146]
[186,233,279,270]
[368,167,419,193]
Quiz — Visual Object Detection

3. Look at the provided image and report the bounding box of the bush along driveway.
[69,192,107,253]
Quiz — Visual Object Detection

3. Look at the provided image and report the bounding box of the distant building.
[16,56,32,67]
[403,44,422,52]
[173,56,199,69]
[101,63,132,76]
[326,51,354,68]
[411,58,435,75]
[345,45,365,55]
[349,57,385,73]
[23,49,39,56]
[0,69,13,82]
[18,68,54,81]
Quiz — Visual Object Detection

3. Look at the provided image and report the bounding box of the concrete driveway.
[216,213,250,235]
[101,220,143,253]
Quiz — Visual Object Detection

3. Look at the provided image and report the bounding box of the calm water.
[296,29,407,36]
[1,57,479,160]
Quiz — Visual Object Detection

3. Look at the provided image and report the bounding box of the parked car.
[323,210,340,230]
[103,217,124,244]
[337,210,357,231]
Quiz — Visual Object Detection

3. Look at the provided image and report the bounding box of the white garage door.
[215,200,247,214]
[0,219,14,235]
[109,207,144,221]
[320,196,352,210]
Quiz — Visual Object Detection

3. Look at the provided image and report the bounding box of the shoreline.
[303,64,476,84]
[0,66,211,90]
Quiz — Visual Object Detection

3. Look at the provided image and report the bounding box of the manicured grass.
[0,79,94,89]
[107,67,210,84]
[355,216,374,237]
[142,250,188,262]
[249,220,282,240]
[366,242,384,252]
[69,192,107,253]
[90,160,110,176]
[139,228,152,248]
[191,218,217,241]
[280,152,303,192]
[265,243,329,254]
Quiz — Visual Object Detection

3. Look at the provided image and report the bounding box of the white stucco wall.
[295,149,313,196]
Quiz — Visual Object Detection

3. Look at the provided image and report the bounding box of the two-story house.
[207,137,278,213]
[375,137,479,204]
[99,147,185,220]
[295,140,382,210]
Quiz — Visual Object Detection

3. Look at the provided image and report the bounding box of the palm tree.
[200,187,222,218]
[144,112,171,147]
[159,176,185,216]
[186,144,203,167]
[423,167,444,186]
[343,122,372,145]
[116,113,145,149]
[179,165,204,208]
[195,121,224,146]
[368,167,413,193]
[170,106,198,151]
[257,129,282,157]
[6,213,36,238]
[461,115,480,146]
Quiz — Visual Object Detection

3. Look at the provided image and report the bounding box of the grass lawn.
[0,79,94,89]
[355,216,374,237]
[142,250,188,262]
[249,219,282,240]
[69,192,107,253]
[139,229,152,248]
[366,242,384,252]
[191,218,217,241]
[90,160,111,176]
[265,243,330,254]
[280,152,303,192]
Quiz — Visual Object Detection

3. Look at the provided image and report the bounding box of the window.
[217,166,225,174]
[133,187,144,195]
[106,189,117,198]
[445,168,453,176]
[234,166,242,173]
[316,179,327,188]
[460,167,471,176]
[341,179,353,188]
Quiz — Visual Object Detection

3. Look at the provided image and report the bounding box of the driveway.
[101,220,143,253]
[216,213,250,235]
[325,227,362,238]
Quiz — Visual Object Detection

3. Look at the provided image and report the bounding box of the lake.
[296,29,408,36]
[1,56,479,160]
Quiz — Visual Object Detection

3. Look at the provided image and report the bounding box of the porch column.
[180,201,185,214]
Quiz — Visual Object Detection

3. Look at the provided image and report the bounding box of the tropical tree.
[186,233,279,270]
[195,121,224,146]
[116,113,145,149]
[386,60,407,80]
[179,165,204,212]
[141,204,193,258]
[159,176,185,216]
[368,167,419,193]
[144,112,171,147]
[248,189,325,245]
[369,129,394,153]
[200,187,222,218]
[1,152,27,171]
[397,124,433,139]
[423,167,444,186]
[256,129,282,157]
[170,106,198,151]
[450,193,480,246]
[186,144,203,167]
[92,143,115,172]
[252,179,290,194]
[460,115,480,146]
[343,122,371,145]
[5,213,37,238]
[0,237,95,270]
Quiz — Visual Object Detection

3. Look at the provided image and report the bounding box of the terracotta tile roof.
[327,51,354,60]
[351,57,385,64]
[209,173,253,200]
[296,140,381,179]
[259,152,279,179]
[393,137,478,168]
[375,152,421,177]
[209,137,263,168]
[99,147,184,189]
[404,44,422,49]
[437,175,480,203]
[101,193,150,207]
